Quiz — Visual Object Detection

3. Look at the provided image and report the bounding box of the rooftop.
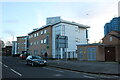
[28,17,90,35]
[77,43,105,46]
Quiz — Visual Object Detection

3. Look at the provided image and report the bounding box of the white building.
[28,16,90,59]
[47,17,90,59]
[12,41,17,55]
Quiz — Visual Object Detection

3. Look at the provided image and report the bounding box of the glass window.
[41,31,43,35]
[110,37,112,41]
[37,41,38,44]
[44,39,46,43]
[34,33,36,37]
[44,30,46,34]
[36,33,39,36]
[41,40,43,44]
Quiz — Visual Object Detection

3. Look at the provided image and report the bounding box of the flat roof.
[17,36,28,38]
[77,43,105,46]
[28,19,90,35]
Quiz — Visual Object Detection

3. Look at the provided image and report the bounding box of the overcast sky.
[0,0,119,43]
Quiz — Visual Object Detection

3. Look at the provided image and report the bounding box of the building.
[28,26,52,58]
[77,31,120,62]
[17,36,28,54]
[2,46,12,56]
[28,16,90,59]
[12,41,17,56]
[102,31,120,61]
[0,40,5,56]
[77,43,105,61]
[104,17,120,35]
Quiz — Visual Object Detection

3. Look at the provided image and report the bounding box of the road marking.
[0,62,2,64]
[10,68,22,76]
[3,64,8,68]
[84,75,95,78]
[53,74,63,77]
[43,67,64,73]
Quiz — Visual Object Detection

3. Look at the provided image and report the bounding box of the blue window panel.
[79,48,83,60]
[87,48,96,61]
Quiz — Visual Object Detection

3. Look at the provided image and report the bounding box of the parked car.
[19,54,28,59]
[12,53,20,57]
[26,55,47,66]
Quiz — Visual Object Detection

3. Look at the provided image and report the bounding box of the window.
[34,42,36,45]
[44,30,46,34]
[36,41,39,44]
[41,40,43,44]
[36,33,39,36]
[110,37,112,41]
[29,36,31,39]
[34,33,36,37]
[44,39,46,43]
[31,42,33,45]
[62,25,65,35]
[41,31,43,35]
[75,38,80,42]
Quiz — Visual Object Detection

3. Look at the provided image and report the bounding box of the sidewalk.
[47,60,120,75]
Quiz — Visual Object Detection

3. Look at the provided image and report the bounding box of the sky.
[0,0,119,43]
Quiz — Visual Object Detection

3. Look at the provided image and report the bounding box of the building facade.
[102,31,120,61]
[2,46,12,56]
[17,36,28,54]
[104,17,120,35]
[12,41,17,55]
[28,26,52,58]
[28,17,90,59]
[77,44,105,61]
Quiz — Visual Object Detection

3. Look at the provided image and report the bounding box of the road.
[1,56,119,80]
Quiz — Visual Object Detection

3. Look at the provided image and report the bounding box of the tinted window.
[27,56,32,59]
[32,56,41,59]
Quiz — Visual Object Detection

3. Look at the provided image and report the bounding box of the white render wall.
[52,23,88,58]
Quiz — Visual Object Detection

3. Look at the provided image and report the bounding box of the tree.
[5,41,12,46]
[0,40,5,48]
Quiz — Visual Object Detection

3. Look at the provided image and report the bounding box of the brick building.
[17,36,28,54]
[102,31,120,61]
[28,17,90,59]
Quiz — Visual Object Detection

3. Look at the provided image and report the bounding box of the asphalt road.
[1,56,119,80]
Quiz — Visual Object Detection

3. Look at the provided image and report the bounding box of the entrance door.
[105,47,116,61]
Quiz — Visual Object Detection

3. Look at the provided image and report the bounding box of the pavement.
[47,60,120,76]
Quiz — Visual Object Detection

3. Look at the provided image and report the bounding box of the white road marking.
[84,75,95,78]
[53,74,63,77]
[43,67,64,73]
[0,62,2,64]
[3,64,8,68]
[10,68,22,76]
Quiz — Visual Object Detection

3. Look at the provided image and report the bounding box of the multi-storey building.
[104,17,120,35]
[28,26,52,58]
[12,41,17,55]
[28,17,90,59]
[17,36,28,54]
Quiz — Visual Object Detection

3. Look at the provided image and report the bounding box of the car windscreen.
[32,56,41,59]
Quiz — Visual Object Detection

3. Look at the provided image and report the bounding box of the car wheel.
[26,62,28,65]
[31,62,35,67]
